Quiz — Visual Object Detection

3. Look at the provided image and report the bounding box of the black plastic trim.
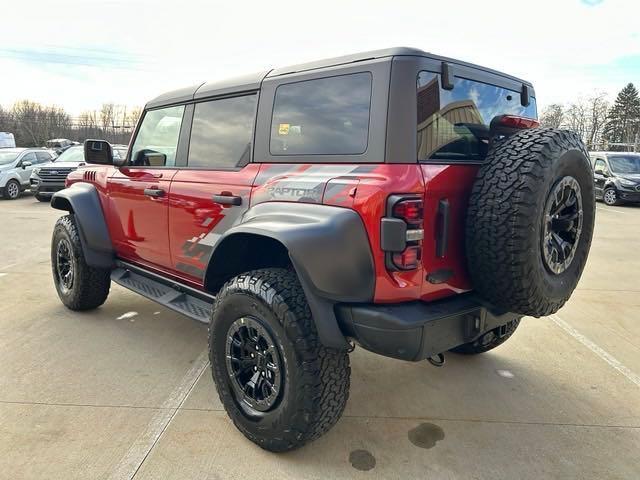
[50,183,114,268]
[441,62,454,90]
[336,293,521,361]
[436,199,450,258]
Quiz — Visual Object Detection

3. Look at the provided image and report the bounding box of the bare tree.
[540,104,564,129]
[585,93,609,150]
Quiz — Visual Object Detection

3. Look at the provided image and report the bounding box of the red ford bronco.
[50,47,595,452]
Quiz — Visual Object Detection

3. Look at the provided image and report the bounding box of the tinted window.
[188,95,256,169]
[270,73,372,155]
[130,105,185,166]
[417,72,538,162]
[36,152,52,163]
[608,155,640,174]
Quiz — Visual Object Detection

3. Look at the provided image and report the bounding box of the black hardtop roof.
[146,47,532,109]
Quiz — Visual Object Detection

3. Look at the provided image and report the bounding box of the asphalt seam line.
[107,349,209,480]
[549,314,640,388]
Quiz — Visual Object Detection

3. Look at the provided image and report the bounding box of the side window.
[130,105,185,167]
[21,152,37,164]
[594,159,607,173]
[36,152,52,163]
[417,72,538,162]
[187,94,257,169]
[270,72,372,155]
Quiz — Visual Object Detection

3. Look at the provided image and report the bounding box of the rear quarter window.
[417,72,537,163]
[270,72,372,155]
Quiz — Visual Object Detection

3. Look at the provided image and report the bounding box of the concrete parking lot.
[1,194,638,480]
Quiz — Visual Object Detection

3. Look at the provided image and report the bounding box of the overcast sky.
[1,0,638,115]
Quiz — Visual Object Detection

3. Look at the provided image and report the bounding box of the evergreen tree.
[603,83,640,150]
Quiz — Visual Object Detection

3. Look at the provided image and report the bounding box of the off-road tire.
[51,214,111,310]
[3,179,21,200]
[466,128,595,317]
[603,187,620,206]
[451,319,521,354]
[208,268,350,452]
[35,194,50,202]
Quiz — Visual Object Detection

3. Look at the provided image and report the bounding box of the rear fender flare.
[206,202,375,349]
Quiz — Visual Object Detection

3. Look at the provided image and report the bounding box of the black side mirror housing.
[84,139,125,166]
[21,161,32,169]
[594,167,604,175]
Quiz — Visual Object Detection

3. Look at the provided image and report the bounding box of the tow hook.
[427,353,445,367]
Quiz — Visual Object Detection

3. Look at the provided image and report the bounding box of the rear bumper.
[335,293,521,361]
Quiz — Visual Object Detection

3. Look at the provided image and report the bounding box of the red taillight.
[498,115,540,129]
[392,245,421,270]
[392,199,423,226]
[383,196,424,271]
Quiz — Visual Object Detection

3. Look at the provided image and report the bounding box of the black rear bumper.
[335,293,521,361]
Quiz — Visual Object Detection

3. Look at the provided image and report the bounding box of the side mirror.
[84,139,124,166]
[21,161,32,169]
[594,167,604,175]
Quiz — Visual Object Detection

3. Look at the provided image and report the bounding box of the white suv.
[0,148,56,200]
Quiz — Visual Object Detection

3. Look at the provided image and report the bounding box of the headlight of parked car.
[618,179,637,188]
[32,168,41,176]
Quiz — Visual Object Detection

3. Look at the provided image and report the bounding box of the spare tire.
[465,128,595,317]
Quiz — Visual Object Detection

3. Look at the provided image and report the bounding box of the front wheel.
[603,187,620,206]
[209,268,350,452]
[51,215,111,310]
[3,179,21,200]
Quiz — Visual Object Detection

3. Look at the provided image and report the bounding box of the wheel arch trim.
[51,183,114,268]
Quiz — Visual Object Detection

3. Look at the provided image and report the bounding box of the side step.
[111,265,214,324]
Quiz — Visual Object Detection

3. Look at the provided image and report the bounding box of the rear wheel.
[51,215,111,310]
[451,319,521,354]
[209,268,350,452]
[3,179,21,200]
[603,187,620,206]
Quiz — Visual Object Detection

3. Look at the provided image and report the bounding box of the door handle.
[212,194,242,206]
[144,188,165,198]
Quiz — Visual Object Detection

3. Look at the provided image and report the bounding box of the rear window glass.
[270,72,372,155]
[417,72,537,162]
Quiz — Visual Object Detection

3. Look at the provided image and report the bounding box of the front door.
[593,158,608,198]
[168,94,259,285]
[107,105,186,271]
[18,152,37,185]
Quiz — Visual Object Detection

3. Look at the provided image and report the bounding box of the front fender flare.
[51,183,113,268]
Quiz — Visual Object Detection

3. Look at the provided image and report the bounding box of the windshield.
[0,151,20,165]
[54,146,84,163]
[609,155,640,174]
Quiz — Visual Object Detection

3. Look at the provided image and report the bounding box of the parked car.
[590,151,640,205]
[0,148,56,199]
[45,138,75,155]
[0,132,16,148]
[31,144,127,202]
[49,47,595,452]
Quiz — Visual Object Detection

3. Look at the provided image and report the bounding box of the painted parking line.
[107,349,209,480]
[549,314,640,388]
[596,206,627,215]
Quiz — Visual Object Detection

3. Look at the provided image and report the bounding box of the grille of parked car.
[38,168,75,182]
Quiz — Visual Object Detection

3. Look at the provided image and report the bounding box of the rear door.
[107,105,186,271]
[168,93,259,284]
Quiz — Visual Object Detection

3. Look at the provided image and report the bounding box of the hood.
[40,161,83,169]
[618,174,640,182]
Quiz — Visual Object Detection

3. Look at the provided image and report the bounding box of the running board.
[111,266,214,324]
